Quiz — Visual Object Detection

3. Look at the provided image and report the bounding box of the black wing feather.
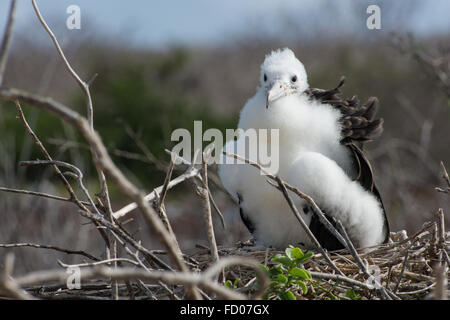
[237,193,255,234]
[306,77,390,244]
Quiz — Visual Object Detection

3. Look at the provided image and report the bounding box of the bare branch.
[335,220,396,300]
[0,0,17,86]
[0,186,90,206]
[12,257,268,300]
[275,176,344,276]
[194,153,220,279]
[14,101,111,249]
[113,166,201,219]
[0,87,191,282]
[31,0,94,128]
[0,254,36,300]
[0,243,99,261]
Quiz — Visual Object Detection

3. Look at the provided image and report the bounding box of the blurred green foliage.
[0,48,236,192]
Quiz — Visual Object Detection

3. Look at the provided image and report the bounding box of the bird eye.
[264,74,267,82]
[291,75,297,82]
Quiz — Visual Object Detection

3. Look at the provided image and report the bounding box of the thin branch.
[335,220,395,300]
[0,243,99,261]
[196,153,220,278]
[31,0,93,128]
[0,186,90,206]
[113,166,201,219]
[78,209,172,271]
[0,88,193,295]
[31,3,116,295]
[19,159,102,217]
[308,271,376,290]
[15,103,87,210]
[275,176,344,276]
[158,157,175,208]
[0,0,17,86]
[13,257,268,300]
[223,151,347,275]
[393,250,409,293]
[0,254,36,300]
[14,101,111,249]
[57,258,139,269]
[436,161,450,194]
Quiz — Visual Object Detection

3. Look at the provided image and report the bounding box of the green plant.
[260,246,314,300]
[345,288,362,300]
[224,278,240,290]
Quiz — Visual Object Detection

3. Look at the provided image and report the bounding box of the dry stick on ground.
[334,220,397,300]
[0,0,17,86]
[393,250,409,294]
[9,257,267,300]
[193,153,221,282]
[435,208,448,300]
[0,254,35,300]
[0,243,100,261]
[307,271,376,291]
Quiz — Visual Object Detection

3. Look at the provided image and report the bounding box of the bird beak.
[266,81,289,108]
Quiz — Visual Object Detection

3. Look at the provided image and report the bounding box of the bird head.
[260,48,308,108]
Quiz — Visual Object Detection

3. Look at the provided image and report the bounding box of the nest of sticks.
[22,221,449,300]
[190,222,449,300]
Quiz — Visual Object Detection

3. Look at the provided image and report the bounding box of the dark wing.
[308,209,345,251]
[237,193,255,234]
[305,77,384,148]
[306,77,390,244]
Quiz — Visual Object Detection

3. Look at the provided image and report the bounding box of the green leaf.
[289,267,311,280]
[272,254,292,266]
[276,274,288,284]
[285,247,294,260]
[295,251,314,265]
[346,289,361,300]
[269,267,283,276]
[291,247,304,259]
[224,280,233,289]
[280,290,296,300]
[297,280,308,295]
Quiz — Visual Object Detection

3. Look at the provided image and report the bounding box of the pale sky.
[0,0,449,48]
